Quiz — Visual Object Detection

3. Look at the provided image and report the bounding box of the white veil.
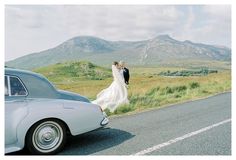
[112,65,125,85]
[92,65,129,112]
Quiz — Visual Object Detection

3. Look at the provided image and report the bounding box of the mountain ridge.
[6,34,231,69]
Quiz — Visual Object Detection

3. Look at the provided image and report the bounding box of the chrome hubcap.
[32,121,63,153]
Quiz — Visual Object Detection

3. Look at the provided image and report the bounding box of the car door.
[5,75,29,146]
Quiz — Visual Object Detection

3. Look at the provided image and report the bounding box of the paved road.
[11,92,231,155]
[59,92,231,155]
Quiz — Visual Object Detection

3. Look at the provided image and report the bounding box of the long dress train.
[92,65,129,112]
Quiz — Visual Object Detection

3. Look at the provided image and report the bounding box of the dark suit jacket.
[123,67,130,85]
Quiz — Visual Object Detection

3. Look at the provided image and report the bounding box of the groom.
[119,61,130,85]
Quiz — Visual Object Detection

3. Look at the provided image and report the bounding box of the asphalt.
[10,92,231,155]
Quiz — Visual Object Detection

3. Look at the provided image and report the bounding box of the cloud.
[5,5,231,61]
[172,5,231,47]
[59,5,183,40]
[203,5,231,21]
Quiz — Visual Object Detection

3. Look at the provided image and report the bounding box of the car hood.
[58,90,90,103]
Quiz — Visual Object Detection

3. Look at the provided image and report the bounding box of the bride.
[92,61,129,112]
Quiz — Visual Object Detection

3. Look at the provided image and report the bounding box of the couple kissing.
[92,61,130,112]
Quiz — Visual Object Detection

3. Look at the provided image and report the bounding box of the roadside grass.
[35,64,231,116]
[117,70,231,116]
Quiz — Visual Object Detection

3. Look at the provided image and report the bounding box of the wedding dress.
[92,65,129,112]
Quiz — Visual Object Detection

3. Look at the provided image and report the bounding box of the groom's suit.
[122,67,130,85]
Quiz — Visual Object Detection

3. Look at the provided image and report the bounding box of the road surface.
[60,92,231,155]
[10,92,231,155]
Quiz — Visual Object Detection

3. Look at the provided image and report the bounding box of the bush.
[174,94,182,98]
[189,82,200,89]
[158,69,218,77]
[104,108,112,116]
[129,94,140,104]
[146,87,160,96]
[114,104,134,114]
[161,85,187,95]
[159,86,172,95]
[201,90,211,94]
[165,86,174,94]
[173,85,187,92]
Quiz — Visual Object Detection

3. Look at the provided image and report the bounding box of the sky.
[5,5,231,61]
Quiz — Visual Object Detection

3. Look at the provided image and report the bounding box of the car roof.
[5,67,45,79]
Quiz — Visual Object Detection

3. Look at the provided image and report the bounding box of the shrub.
[173,85,187,92]
[189,82,200,89]
[104,108,112,116]
[129,94,140,104]
[174,94,182,98]
[146,87,160,96]
[159,86,173,95]
[158,69,217,77]
[139,96,157,106]
[201,90,212,94]
[114,104,134,114]
[160,85,187,95]
[165,86,174,94]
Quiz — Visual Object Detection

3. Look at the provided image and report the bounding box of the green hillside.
[34,61,112,83]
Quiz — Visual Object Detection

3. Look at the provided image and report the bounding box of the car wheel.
[26,119,67,155]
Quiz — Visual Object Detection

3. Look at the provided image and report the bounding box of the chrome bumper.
[100,112,109,126]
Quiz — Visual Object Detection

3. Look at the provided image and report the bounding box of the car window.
[10,76,27,96]
[5,76,9,96]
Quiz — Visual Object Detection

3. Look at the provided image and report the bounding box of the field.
[34,61,231,116]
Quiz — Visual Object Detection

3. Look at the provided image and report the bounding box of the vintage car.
[5,68,109,154]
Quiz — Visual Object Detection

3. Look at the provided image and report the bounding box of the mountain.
[6,35,231,69]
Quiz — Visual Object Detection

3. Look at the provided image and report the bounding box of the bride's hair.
[113,61,119,66]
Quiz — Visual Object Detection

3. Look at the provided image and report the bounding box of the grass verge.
[34,63,231,117]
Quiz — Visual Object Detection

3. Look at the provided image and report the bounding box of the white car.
[5,68,109,154]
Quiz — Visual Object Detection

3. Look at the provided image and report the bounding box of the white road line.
[133,118,231,155]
